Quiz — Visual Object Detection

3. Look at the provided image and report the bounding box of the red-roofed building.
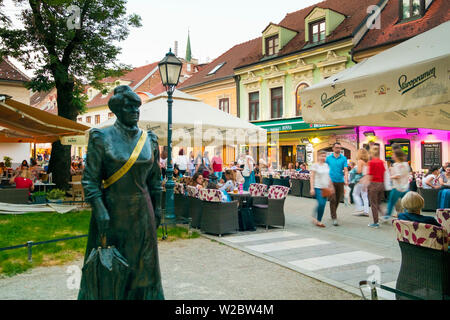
[353,0,450,61]
[0,58,31,105]
[181,0,385,167]
[31,56,200,126]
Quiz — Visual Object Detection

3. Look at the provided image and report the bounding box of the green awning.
[252,118,337,133]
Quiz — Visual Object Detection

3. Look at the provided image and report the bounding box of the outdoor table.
[34,182,56,193]
[228,191,252,207]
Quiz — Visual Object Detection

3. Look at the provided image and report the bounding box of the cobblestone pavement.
[0,237,358,300]
[206,195,433,300]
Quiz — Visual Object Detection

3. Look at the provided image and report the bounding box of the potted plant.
[3,156,12,168]
[32,191,47,204]
[47,189,66,203]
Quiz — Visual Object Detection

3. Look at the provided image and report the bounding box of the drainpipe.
[234,75,241,118]
[356,126,360,150]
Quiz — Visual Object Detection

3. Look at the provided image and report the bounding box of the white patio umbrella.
[97,90,267,147]
[302,21,450,130]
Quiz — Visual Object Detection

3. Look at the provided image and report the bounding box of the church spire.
[186,30,192,62]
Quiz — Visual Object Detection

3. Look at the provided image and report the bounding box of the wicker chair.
[253,185,289,230]
[436,209,450,234]
[262,176,273,188]
[418,188,440,212]
[186,186,203,228]
[249,183,268,207]
[198,189,239,237]
[393,219,450,300]
[174,183,190,222]
[272,177,290,188]
[301,179,312,198]
[290,179,302,197]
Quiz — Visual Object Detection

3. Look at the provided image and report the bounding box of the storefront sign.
[421,142,442,169]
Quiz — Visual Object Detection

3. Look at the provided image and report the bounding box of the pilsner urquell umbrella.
[81,236,130,300]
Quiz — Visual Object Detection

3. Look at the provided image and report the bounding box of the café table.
[34,182,56,193]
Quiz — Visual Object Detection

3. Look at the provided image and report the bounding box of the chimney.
[174,41,179,57]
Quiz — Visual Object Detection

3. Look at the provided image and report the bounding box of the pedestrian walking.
[310,150,334,228]
[325,142,349,226]
[211,151,224,180]
[188,151,195,177]
[367,146,386,228]
[175,149,188,177]
[352,148,370,217]
[242,150,255,191]
[381,146,410,223]
[160,149,167,180]
[202,151,212,177]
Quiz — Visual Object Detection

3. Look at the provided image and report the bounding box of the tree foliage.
[0,0,141,188]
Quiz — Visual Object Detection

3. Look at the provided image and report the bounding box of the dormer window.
[400,0,433,21]
[310,19,326,43]
[208,62,225,75]
[401,0,421,19]
[265,35,279,56]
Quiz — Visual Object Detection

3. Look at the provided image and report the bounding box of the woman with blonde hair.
[352,148,370,217]
[397,192,440,226]
[367,146,385,228]
[10,168,34,194]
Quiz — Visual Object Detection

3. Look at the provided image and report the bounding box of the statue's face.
[115,97,140,127]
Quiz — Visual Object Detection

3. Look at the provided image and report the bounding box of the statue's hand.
[96,211,110,235]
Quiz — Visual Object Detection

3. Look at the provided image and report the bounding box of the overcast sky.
[4,0,320,75]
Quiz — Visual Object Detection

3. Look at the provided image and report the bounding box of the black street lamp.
[158,49,182,221]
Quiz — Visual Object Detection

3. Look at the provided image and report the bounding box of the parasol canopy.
[301,21,450,130]
[0,95,90,143]
[97,90,267,147]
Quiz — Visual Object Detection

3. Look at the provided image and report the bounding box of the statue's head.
[108,85,142,127]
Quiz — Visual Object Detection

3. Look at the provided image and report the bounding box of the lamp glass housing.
[158,50,183,88]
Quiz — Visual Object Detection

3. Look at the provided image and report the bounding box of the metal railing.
[0,235,89,263]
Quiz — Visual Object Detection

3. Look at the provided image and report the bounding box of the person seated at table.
[439,163,450,186]
[70,162,79,176]
[173,164,183,180]
[287,163,296,173]
[10,168,34,194]
[16,160,29,172]
[77,161,85,172]
[206,180,231,202]
[190,172,205,189]
[30,158,42,180]
[0,162,5,175]
[422,166,441,189]
[298,162,309,173]
[397,191,440,227]
[233,166,245,185]
[220,170,237,193]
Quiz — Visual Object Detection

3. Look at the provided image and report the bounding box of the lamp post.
[158,49,182,221]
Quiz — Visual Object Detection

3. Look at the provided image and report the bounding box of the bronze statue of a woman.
[78,85,164,300]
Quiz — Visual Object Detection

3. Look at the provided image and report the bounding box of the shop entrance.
[281,146,294,168]
[320,146,351,160]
